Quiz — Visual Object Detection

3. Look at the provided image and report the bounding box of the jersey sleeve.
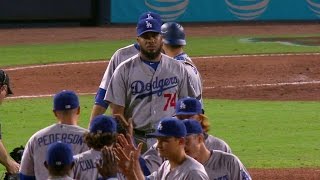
[178,66,197,99]
[104,64,127,107]
[99,52,120,90]
[19,138,35,177]
[142,144,163,174]
[230,155,252,180]
[184,63,203,101]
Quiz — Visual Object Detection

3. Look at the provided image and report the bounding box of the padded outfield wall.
[1,0,320,25]
[110,0,320,23]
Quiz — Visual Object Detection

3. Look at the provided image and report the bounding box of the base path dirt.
[1,22,320,179]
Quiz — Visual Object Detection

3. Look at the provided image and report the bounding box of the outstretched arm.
[0,140,19,174]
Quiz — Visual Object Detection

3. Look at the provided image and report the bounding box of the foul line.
[3,52,320,71]
[204,80,320,89]
[7,80,320,99]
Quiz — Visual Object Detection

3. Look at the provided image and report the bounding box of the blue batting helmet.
[161,22,186,46]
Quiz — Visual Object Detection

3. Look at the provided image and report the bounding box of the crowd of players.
[0,11,252,180]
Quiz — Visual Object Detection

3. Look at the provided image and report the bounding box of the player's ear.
[76,106,80,115]
[53,110,58,118]
[179,137,185,145]
[197,134,204,143]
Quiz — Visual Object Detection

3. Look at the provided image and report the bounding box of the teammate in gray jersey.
[45,142,75,180]
[115,118,209,180]
[104,18,196,152]
[89,11,162,125]
[19,90,89,180]
[73,114,119,180]
[142,97,231,173]
[183,119,252,180]
[161,22,203,103]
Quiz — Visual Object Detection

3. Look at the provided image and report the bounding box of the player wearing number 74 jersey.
[104,18,196,151]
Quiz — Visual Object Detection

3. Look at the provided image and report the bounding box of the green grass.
[0,97,319,171]
[205,100,320,168]
[1,35,320,67]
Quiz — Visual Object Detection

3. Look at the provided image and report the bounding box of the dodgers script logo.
[306,0,320,17]
[131,76,178,99]
[225,0,270,20]
[145,0,189,21]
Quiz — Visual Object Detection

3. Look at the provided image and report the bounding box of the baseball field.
[0,22,319,179]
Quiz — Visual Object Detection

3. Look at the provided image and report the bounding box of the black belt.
[134,129,155,137]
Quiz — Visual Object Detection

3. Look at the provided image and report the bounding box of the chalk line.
[3,52,320,71]
[7,80,320,99]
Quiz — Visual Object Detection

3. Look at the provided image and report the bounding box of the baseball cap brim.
[162,39,186,46]
[138,30,160,37]
[146,132,185,138]
[146,132,168,138]
[175,111,197,116]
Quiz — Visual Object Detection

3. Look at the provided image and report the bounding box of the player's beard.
[141,44,162,61]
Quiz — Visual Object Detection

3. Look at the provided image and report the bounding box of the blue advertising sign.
[111,0,320,23]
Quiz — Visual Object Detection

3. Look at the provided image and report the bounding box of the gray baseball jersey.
[205,134,232,153]
[174,53,203,103]
[73,149,125,180]
[104,53,196,131]
[20,124,89,180]
[147,155,209,180]
[143,134,232,173]
[48,175,74,180]
[204,150,251,180]
[73,149,101,180]
[99,44,140,91]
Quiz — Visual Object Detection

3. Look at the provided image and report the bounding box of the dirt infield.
[1,23,320,179]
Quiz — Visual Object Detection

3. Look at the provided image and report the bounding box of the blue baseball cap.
[46,142,74,167]
[175,97,202,116]
[90,115,117,134]
[53,90,79,111]
[183,119,203,135]
[137,18,161,36]
[138,11,162,24]
[146,117,186,138]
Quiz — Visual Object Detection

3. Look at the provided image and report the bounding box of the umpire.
[0,69,20,174]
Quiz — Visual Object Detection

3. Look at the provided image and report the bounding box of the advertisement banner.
[111,0,320,23]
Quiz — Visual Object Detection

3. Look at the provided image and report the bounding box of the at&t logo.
[306,0,320,17]
[225,0,270,20]
[145,0,189,21]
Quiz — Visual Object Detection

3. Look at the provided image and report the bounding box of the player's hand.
[115,134,142,177]
[114,114,133,135]
[96,146,118,178]
[5,159,20,174]
[116,134,135,158]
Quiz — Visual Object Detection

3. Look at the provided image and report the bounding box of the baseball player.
[19,90,89,180]
[161,22,203,103]
[89,11,162,125]
[183,119,252,180]
[0,70,20,174]
[73,115,119,180]
[104,18,197,152]
[44,142,75,180]
[142,97,231,173]
[115,118,209,180]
